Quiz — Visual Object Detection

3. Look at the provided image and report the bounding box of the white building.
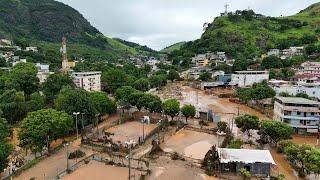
[271,76,320,100]
[12,59,27,67]
[0,39,12,45]
[230,71,269,87]
[274,97,320,133]
[25,47,38,53]
[72,71,101,92]
[36,63,53,84]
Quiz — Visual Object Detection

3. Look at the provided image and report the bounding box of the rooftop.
[72,71,101,75]
[218,148,275,164]
[276,97,320,105]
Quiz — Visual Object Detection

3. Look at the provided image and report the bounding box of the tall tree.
[90,92,116,115]
[149,75,167,88]
[167,70,180,82]
[133,78,150,92]
[41,73,75,102]
[7,62,39,95]
[235,114,260,136]
[260,120,294,145]
[0,116,13,171]
[18,109,73,153]
[163,99,180,121]
[54,88,98,117]
[181,104,196,123]
[26,92,46,112]
[0,89,26,124]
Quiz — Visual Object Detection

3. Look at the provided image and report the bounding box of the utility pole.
[125,140,136,180]
[142,119,145,142]
[73,112,80,139]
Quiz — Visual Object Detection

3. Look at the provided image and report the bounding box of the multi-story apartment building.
[230,71,269,87]
[296,61,320,77]
[72,71,101,92]
[274,97,320,133]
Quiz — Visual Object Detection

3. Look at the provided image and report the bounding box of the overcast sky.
[57,0,319,50]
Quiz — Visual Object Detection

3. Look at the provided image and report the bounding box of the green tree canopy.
[149,75,167,89]
[8,62,39,95]
[198,72,212,81]
[90,92,116,115]
[163,99,180,121]
[217,121,228,133]
[41,73,75,102]
[136,94,162,113]
[261,56,283,69]
[54,88,98,117]
[26,92,46,112]
[0,116,13,171]
[260,120,294,145]
[181,104,196,123]
[0,89,26,124]
[133,78,150,92]
[167,70,180,82]
[18,108,73,153]
[235,114,260,136]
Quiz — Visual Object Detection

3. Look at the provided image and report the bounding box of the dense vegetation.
[170,3,320,69]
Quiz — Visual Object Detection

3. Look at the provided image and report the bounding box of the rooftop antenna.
[224,3,230,15]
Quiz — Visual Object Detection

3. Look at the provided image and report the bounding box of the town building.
[192,52,230,67]
[12,59,27,67]
[36,63,54,84]
[0,39,12,45]
[25,47,38,53]
[280,47,304,59]
[270,75,320,100]
[230,71,269,87]
[274,97,320,133]
[218,148,275,177]
[296,61,320,77]
[72,71,101,92]
[267,49,280,57]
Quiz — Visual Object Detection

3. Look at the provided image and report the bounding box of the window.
[311,112,315,116]
[297,111,301,115]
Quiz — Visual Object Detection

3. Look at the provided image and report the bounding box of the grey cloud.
[58,0,319,50]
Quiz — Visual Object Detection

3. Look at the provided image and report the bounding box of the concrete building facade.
[274,97,320,133]
[72,71,101,92]
[230,71,269,87]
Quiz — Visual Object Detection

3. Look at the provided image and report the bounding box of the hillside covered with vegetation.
[161,42,186,54]
[0,0,156,60]
[170,2,320,69]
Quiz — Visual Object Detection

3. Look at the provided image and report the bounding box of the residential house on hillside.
[296,61,320,77]
[36,63,54,84]
[270,75,320,100]
[25,47,38,53]
[274,96,320,133]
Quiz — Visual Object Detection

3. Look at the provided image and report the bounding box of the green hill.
[0,0,154,60]
[160,42,186,53]
[172,2,320,65]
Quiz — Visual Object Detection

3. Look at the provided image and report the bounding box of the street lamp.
[73,112,80,139]
[125,140,136,180]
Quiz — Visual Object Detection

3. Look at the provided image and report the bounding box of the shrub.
[228,139,244,149]
[68,150,86,159]
[239,168,251,180]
